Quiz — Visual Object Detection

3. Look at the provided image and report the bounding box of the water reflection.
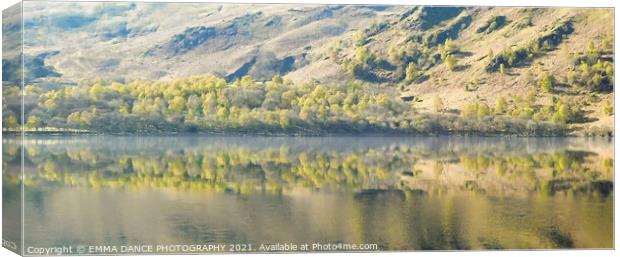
[2,136,614,250]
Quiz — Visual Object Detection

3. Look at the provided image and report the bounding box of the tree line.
[2,73,577,135]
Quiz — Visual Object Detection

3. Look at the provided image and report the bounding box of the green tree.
[538,72,554,93]
[580,62,591,78]
[4,115,19,130]
[494,96,507,114]
[477,103,491,118]
[542,40,552,51]
[461,103,478,118]
[603,99,613,116]
[25,115,42,130]
[169,96,187,113]
[186,95,203,118]
[488,21,498,32]
[216,107,229,120]
[551,103,570,124]
[353,30,366,46]
[271,74,283,84]
[67,112,82,126]
[586,41,600,64]
[355,47,371,64]
[445,55,457,71]
[444,38,458,54]
[89,83,105,100]
[566,70,576,86]
[278,110,290,129]
[405,62,419,82]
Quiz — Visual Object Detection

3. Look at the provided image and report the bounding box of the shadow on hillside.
[455,51,474,58]
[454,64,471,72]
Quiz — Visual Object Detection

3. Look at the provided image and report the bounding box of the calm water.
[2,136,614,252]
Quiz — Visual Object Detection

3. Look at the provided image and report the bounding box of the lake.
[2,135,614,252]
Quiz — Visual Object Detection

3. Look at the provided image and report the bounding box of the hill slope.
[3,3,614,135]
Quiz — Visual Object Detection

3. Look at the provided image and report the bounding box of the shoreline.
[2,130,613,138]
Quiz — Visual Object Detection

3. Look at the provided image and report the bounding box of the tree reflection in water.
[2,136,613,250]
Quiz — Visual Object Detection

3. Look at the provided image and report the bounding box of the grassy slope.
[287,7,613,133]
[20,5,614,134]
[416,9,613,133]
[40,4,390,82]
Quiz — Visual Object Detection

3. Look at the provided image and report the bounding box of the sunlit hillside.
[2,3,614,135]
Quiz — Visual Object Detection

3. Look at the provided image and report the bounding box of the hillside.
[14,3,391,82]
[2,3,614,135]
